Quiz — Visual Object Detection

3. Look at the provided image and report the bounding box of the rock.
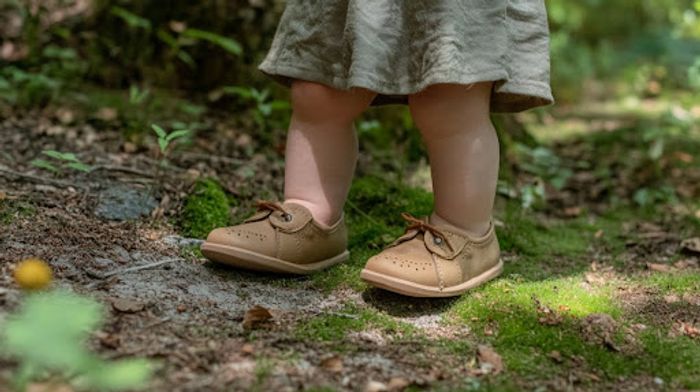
[364,380,388,392]
[162,235,205,248]
[94,184,158,221]
[111,297,145,313]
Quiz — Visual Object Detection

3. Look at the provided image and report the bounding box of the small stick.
[0,165,83,189]
[96,258,181,279]
[89,164,154,178]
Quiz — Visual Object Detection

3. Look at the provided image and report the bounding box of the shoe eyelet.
[433,237,443,245]
[282,213,293,222]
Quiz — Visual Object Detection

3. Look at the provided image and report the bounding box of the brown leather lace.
[400,212,454,252]
[255,200,290,217]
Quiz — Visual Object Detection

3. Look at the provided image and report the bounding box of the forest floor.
[1,88,700,392]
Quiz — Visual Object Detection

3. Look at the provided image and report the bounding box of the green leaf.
[86,358,153,390]
[30,159,59,173]
[2,291,102,370]
[181,28,242,56]
[158,139,169,153]
[151,124,167,138]
[221,86,253,99]
[165,129,191,143]
[110,6,151,30]
[49,151,78,162]
[65,162,93,173]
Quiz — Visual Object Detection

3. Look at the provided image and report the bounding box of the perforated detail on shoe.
[382,254,432,272]
[226,228,267,242]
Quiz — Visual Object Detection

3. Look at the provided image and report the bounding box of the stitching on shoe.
[431,253,445,291]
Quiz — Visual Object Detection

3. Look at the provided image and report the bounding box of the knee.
[291,80,375,124]
[409,83,493,138]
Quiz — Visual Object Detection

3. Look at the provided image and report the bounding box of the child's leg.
[408,82,498,237]
[284,81,377,226]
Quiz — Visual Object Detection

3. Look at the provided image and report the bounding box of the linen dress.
[258,0,553,113]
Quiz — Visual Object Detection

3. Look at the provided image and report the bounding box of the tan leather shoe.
[201,200,349,274]
[360,213,502,297]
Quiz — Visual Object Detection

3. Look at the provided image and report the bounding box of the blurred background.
[0,0,699,212]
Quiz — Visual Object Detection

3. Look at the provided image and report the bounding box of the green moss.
[0,199,36,225]
[295,304,415,344]
[312,176,433,291]
[179,178,231,239]
[636,271,700,295]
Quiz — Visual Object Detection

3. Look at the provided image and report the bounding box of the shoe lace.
[400,212,454,252]
[255,200,292,220]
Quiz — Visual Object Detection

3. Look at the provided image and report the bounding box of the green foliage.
[180,178,231,239]
[0,199,35,225]
[151,124,191,164]
[30,150,92,174]
[219,86,290,132]
[0,291,151,391]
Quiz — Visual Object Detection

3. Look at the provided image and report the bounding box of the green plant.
[1,290,151,391]
[220,86,290,130]
[30,150,92,174]
[179,178,231,239]
[151,124,191,164]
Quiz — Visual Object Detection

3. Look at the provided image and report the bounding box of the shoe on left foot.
[360,213,502,297]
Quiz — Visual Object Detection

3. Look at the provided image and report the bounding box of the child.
[201,0,553,297]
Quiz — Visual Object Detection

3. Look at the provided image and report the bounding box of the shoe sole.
[200,242,349,275]
[360,259,503,298]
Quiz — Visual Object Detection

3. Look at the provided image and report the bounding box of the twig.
[89,164,154,178]
[180,152,246,166]
[144,316,171,329]
[0,165,84,189]
[346,199,381,226]
[95,257,181,279]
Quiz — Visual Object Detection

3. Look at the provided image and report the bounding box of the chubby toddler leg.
[284,81,377,226]
[408,82,499,237]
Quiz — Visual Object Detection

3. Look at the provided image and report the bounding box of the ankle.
[283,198,342,228]
[430,212,491,238]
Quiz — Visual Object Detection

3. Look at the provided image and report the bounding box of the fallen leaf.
[674,151,694,163]
[672,321,700,339]
[594,229,604,239]
[664,294,680,303]
[320,356,343,373]
[27,382,74,392]
[647,263,674,273]
[95,107,118,122]
[111,298,144,313]
[563,206,582,217]
[533,295,563,326]
[176,304,187,313]
[674,258,699,269]
[387,377,410,391]
[364,380,388,392]
[681,237,700,254]
[242,305,273,330]
[241,343,255,355]
[547,350,563,363]
[477,345,504,375]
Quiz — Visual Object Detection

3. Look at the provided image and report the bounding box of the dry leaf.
[241,343,255,355]
[364,380,388,392]
[95,107,118,122]
[547,350,563,363]
[111,297,144,313]
[680,237,700,254]
[594,229,604,239]
[647,263,674,273]
[387,377,410,391]
[563,206,582,217]
[533,295,563,325]
[477,345,504,374]
[320,356,343,373]
[242,305,273,330]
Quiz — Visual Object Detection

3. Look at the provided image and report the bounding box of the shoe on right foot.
[201,200,349,274]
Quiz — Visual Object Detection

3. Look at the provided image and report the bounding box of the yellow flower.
[14,258,53,290]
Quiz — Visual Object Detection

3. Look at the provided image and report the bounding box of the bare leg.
[408,82,499,236]
[284,81,377,226]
